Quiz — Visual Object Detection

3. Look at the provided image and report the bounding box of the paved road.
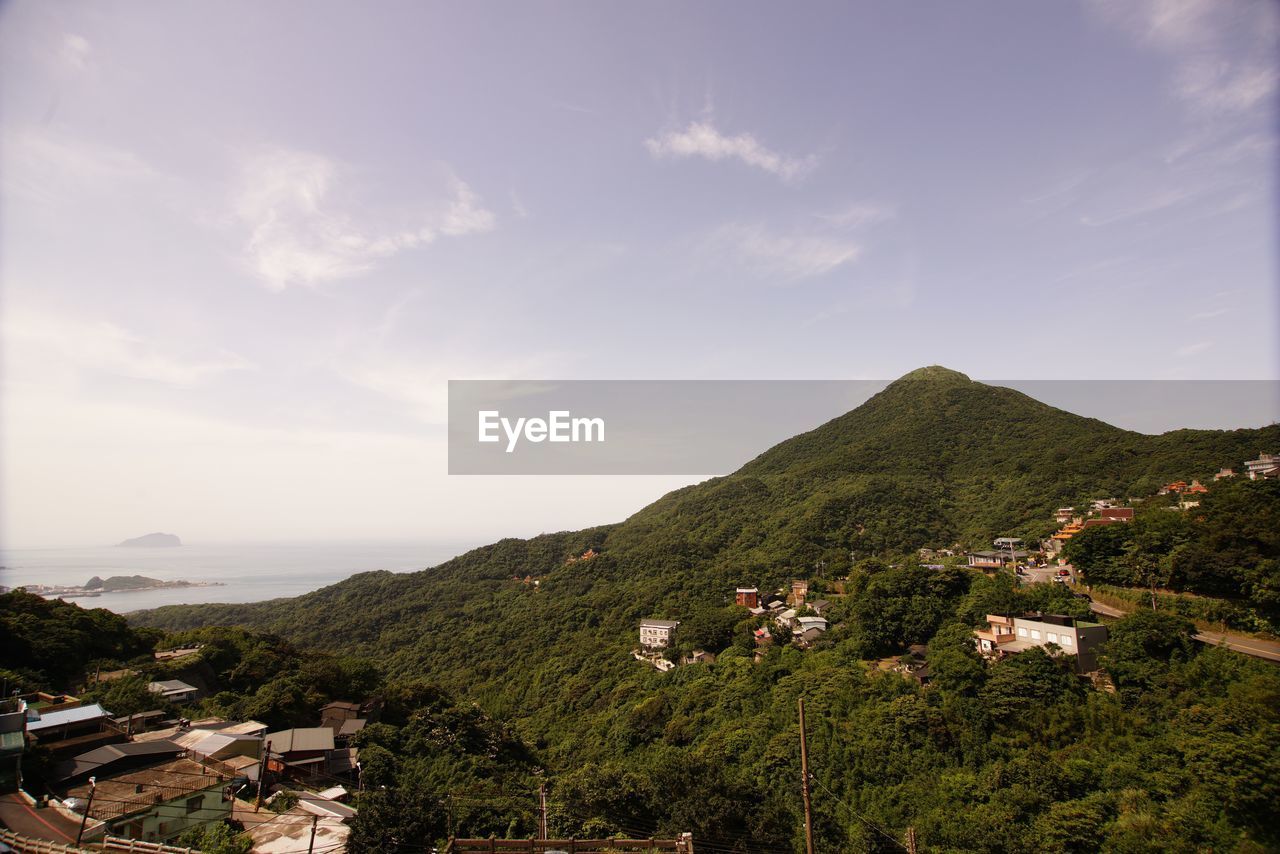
[1088,602,1280,663]
[0,793,83,844]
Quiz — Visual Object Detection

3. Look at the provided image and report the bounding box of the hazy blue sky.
[1,1,1276,547]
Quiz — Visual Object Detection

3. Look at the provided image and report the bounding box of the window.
[1030,630,1041,640]
[1047,632,1058,643]
[1017,627,1028,637]
[1060,635,1073,646]
[185,795,204,814]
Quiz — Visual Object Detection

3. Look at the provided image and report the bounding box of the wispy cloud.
[3,127,158,205]
[1090,0,1278,116]
[59,33,91,72]
[234,148,495,290]
[813,203,895,230]
[1177,340,1212,357]
[3,308,253,387]
[707,223,860,280]
[645,121,816,182]
[1078,187,1197,226]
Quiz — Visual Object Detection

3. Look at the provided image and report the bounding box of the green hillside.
[125,367,1280,850]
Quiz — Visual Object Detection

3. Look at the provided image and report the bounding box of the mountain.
[118,532,182,548]
[131,365,1277,677]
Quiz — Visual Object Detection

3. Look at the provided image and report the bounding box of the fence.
[0,828,204,854]
[444,836,693,854]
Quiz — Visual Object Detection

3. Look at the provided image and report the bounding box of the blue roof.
[26,703,110,731]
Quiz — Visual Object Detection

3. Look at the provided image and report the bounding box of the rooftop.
[55,740,184,782]
[641,619,680,629]
[26,703,109,732]
[265,727,334,754]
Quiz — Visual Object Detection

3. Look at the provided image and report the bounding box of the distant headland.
[19,574,221,599]
[118,532,182,548]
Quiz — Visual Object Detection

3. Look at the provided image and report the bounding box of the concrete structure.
[639,619,679,649]
[974,613,1109,672]
[790,580,809,606]
[1054,507,1075,523]
[734,587,759,608]
[0,705,25,793]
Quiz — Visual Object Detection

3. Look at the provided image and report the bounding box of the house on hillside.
[967,550,1027,569]
[807,599,830,616]
[148,680,199,704]
[973,613,1108,672]
[24,703,117,758]
[264,727,338,779]
[639,619,679,650]
[1091,498,1116,511]
[1054,507,1075,523]
[62,756,232,844]
[734,587,759,608]
[1245,453,1279,480]
[789,580,809,607]
[1214,468,1236,481]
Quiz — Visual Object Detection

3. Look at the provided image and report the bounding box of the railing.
[100,836,205,853]
[444,836,693,854]
[0,827,94,853]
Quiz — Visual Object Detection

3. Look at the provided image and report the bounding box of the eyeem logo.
[478,410,605,453]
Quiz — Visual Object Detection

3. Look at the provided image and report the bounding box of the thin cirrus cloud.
[645,120,817,182]
[709,223,860,280]
[234,148,496,290]
[3,308,254,387]
[1089,0,1278,116]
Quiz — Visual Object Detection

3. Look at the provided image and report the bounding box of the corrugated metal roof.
[26,703,109,731]
[265,727,334,753]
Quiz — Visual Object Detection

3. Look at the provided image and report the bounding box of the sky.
[1,0,1277,548]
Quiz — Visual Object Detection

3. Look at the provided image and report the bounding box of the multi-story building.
[974,613,1109,672]
[639,619,679,649]
[734,587,759,608]
[1245,453,1278,480]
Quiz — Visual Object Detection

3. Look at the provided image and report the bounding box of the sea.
[0,540,482,614]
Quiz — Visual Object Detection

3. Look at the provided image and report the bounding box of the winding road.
[1089,600,1280,663]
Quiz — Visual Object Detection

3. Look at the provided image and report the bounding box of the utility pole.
[75,777,96,846]
[538,783,548,840]
[255,740,272,812]
[307,813,319,854]
[798,698,815,854]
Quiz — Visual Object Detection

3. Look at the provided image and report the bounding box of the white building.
[974,613,1109,672]
[639,619,679,649]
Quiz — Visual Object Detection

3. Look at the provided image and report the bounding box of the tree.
[1102,610,1197,699]
[176,821,252,854]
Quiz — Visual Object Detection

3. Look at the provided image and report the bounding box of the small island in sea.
[118,532,182,547]
[22,575,221,599]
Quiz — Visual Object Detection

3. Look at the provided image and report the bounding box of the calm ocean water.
[0,540,481,614]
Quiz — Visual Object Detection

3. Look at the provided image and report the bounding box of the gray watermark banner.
[448,380,1280,475]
